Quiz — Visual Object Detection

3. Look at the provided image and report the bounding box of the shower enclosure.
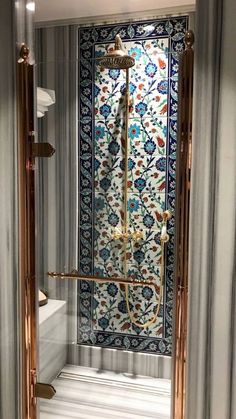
[17,14,193,419]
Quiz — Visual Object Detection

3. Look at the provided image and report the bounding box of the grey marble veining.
[68,344,172,379]
[35,25,78,363]
[40,365,171,419]
[0,1,34,419]
[39,299,67,383]
[187,0,236,418]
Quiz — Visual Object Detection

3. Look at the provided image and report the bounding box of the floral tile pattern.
[94,192,165,229]
[78,16,188,355]
[94,155,167,194]
[95,117,167,157]
[93,270,163,338]
[128,117,167,157]
[94,73,169,119]
[93,192,166,272]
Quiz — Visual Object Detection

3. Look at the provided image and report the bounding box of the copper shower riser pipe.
[47,272,155,286]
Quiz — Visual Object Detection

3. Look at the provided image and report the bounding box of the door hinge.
[30,142,56,158]
[31,369,56,400]
[35,382,56,399]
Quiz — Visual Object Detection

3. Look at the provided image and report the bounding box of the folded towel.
[37,87,56,118]
[39,289,48,307]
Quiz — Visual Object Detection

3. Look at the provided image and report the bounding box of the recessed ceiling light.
[26,2,35,12]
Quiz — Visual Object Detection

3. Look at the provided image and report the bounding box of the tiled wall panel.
[78,17,188,355]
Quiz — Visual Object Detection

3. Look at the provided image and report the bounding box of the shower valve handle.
[111,229,143,242]
[132,230,143,242]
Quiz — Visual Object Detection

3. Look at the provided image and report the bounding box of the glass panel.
[36,16,188,418]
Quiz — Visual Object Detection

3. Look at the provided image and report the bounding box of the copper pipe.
[172,30,194,419]
[47,271,155,286]
[123,68,129,244]
[17,44,37,419]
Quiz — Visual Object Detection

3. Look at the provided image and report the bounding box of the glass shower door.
[36,58,172,419]
[35,15,189,418]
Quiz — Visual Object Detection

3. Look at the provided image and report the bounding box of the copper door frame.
[17,44,37,419]
[16,31,194,419]
[172,30,194,419]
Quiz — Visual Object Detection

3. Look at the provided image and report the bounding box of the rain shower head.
[96,35,135,69]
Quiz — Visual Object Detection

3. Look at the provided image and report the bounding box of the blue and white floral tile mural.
[78,17,188,355]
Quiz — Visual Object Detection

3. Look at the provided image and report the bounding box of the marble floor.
[40,365,171,419]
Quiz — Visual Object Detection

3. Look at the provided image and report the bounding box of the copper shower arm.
[47,271,154,286]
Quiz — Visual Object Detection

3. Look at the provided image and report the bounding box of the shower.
[96,34,135,69]
[48,33,172,328]
[12,13,194,419]
[96,34,172,328]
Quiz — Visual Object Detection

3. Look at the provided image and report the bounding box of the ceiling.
[35,0,195,23]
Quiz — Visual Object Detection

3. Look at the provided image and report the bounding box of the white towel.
[37,87,56,118]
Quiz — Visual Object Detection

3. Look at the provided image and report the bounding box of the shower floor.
[40,365,171,419]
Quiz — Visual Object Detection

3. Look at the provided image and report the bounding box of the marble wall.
[78,17,188,355]
[187,0,236,418]
[39,300,67,383]
[0,1,34,419]
[35,25,79,346]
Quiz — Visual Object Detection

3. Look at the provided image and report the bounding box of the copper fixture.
[172,30,194,419]
[48,271,155,286]
[17,44,56,419]
[17,43,37,419]
[96,34,135,69]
